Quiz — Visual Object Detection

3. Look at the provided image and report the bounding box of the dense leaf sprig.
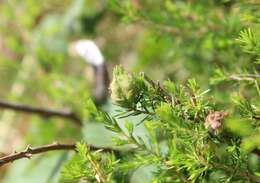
[61,66,259,182]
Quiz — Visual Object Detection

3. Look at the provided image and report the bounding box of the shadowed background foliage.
[0,0,259,182]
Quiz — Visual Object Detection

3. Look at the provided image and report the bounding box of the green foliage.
[1,0,260,183]
[236,28,260,61]
[61,142,118,182]
[64,66,259,182]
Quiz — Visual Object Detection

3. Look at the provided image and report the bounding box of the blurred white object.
[70,39,109,104]
[73,40,104,66]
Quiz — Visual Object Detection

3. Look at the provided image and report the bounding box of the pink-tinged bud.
[205,111,228,132]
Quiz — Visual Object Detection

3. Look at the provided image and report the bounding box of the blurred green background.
[0,0,259,182]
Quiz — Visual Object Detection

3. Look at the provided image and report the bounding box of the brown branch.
[0,143,75,167]
[0,142,115,168]
[0,100,82,127]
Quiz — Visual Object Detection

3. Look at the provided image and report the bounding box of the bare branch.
[229,74,260,81]
[0,142,115,167]
[0,100,82,127]
[0,143,75,167]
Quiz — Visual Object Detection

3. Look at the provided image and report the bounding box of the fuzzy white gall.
[74,40,104,66]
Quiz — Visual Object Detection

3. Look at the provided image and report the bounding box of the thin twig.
[0,100,82,127]
[87,152,107,183]
[0,142,115,168]
[229,74,260,81]
[142,73,172,103]
[0,143,75,167]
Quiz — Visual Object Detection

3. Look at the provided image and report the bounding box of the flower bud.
[205,111,228,133]
[110,66,136,106]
